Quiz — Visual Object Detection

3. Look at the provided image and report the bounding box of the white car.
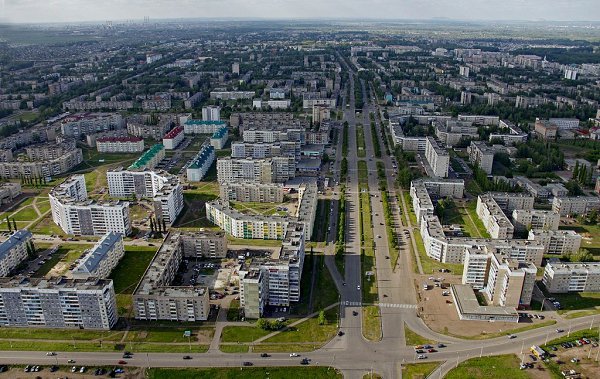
[417,354,427,359]
[357,285,361,291]
[290,353,299,357]
[46,352,56,356]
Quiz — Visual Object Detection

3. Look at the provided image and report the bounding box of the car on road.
[117,360,127,365]
[417,355,427,359]
[183,356,192,360]
[437,343,446,348]
[46,352,56,356]
[260,353,270,357]
[343,282,346,286]
[428,349,437,353]
[243,362,253,366]
[556,328,564,333]
[338,331,345,336]
[415,349,425,353]
[301,358,310,365]
[290,353,300,357]
[508,334,516,339]
[353,311,358,316]
[71,366,77,373]
[67,359,75,363]
[357,285,361,290]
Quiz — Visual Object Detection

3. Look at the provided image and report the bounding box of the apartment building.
[511,210,560,232]
[186,145,215,182]
[71,232,124,279]
[49,175,131,236]
[217,157,295,184]
[552,196,600,216]
[210,127,228,150]
[424,137,449,177]
[534,120,558,140]
[410,178,465,226]
[488,192,534,212]
[202,105,221,121]
[484,253,536,307]
[543,262,600,293]
[210,91,255,100]
[107,169,183,226]
[514,176,551,199]
[476,194,515,239]
[0,148,83,179]
[467,141,495,174]
[183,120,227,134]
[0,125,54,151]
[220,182,284,203]
[239,223,305,317]
[462,247,490,290]
[528,229,582,255]
[0,230,32,277]
[60,112,125,137]
[162,126,184,150]
[96,136,144,153]
[180,231,227,259]
[0,277,117,330]
[25,140,76,161]
[231,141,300,160]
[229,112,296,129]
[411,181,435,225]
[127,117,171,141]
[128,144,165,171]
[86,129,129,147]
[207,200,288,240]
[133,233,210,321]
[62,99,134,112]
[242,129,305,144]
[0,182,21,205]
[312,105,331,125]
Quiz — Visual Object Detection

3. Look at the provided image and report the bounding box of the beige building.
[527,229,582,255]
[220,182,284,203]
[467,141,495,174]
[543,262,600,293]
[476,194,514,239]
[511,210,560,232]
[484,253,536,307]
[552,196,600,217]
[424,137,449,177]
[71,232,124,279]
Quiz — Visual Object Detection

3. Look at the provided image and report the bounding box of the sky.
[1,0,599,24]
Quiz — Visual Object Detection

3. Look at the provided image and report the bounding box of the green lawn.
[444,320,556,340]
[0,339,207,353]
[0,327,123,341]
[413,230,463,275]
[445,354,530,379]
[219,344,249,353]
[31,214,66,236]
[227,299,242,321]
[263,308,339,344]
[9,205,38,221]
[147,367,342,379]
[251,343,323,353]
[404,324,435,346]
[356,125,366,157]
[36,200,51,215]
[109,246,157,294]
[230,201,285,216]
[402,191,417,226]
[362,305,382,342]
[126,327,213,343]
[220,326,270,343]
[464,200,491,238]
[561,223,600,249]
[551,292,600,316]
[402,362,441,379]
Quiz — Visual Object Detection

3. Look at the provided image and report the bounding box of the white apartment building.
[183,120,227,134]
[0,149,83,180]
[162,126,184,150]
[484,253,536,307]
[462,247,490,290]
[0,277,117,330]
[425,137,449,178]
[50,175,131,236]
[217,157,295,184]
[552,196,600,217]
[202,105,221,121]
[511,210,560,232]
[71,232,124,279]
[231,141,300,160]
[107,169,183,226]
[543,262,600,293]
[96,136,144,153]
[220,182,284,203]
[467,141,495,174]
[476,194,514,239]
[0,230,32,277]
[180,231,227,259]
[207,200,288,240]
[128,144,165,171]
[239,223,305,317]
[527,229,582,255]
[186,145,215,182]
[60,112,125,137]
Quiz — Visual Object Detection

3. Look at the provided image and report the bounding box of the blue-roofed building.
[0,230,32,277]
[183,120,227,135]
[210,127,229,150]
[186,145,216,182]
[71,232,124,279]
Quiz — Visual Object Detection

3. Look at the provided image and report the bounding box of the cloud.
[2,0,599,23]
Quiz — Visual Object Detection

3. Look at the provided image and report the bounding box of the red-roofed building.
[163,126,184,150]
[97,136,144,153]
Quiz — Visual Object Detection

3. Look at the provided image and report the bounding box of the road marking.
[342,302,417,309]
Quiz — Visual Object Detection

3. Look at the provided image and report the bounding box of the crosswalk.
[343,301,417,309]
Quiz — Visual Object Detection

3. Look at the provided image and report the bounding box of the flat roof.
[0,230,32,261]
[452,284,519,317]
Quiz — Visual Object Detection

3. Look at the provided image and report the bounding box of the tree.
[572,249,594,262]
[318,310,326,325]
[566,180,583,196]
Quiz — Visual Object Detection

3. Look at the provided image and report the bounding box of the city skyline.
[1,0,600,24]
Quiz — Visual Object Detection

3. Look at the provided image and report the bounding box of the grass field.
[33,243,93,277]
[445,320,556,340]
[220,326,270,343]
[561,223,600,250]
[230,201,287,216]
[109,246,157,294]
[125,327,214,344]
[402,191,417,226]
[227,299,242,321]
[362,306,382,342]
[219,344,249,353]
[226,237,282,247]
[402,362,441,379]
[552,292,600,316]
[263,307,339,344]
[147,367,342,379]
[404,324,435,346]
[464,200,491,238]
[445,354,529,379]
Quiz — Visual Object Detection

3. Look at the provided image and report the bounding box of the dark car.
[0,366,8,373]
[243,361,253,366]
[338,331,345,336]
[183,355,192,360]
[301,358,310,365]
[352,311,358,316]
[260,353,270,358]
[437,343,446,348]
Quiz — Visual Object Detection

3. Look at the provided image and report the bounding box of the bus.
[530,345,547,359]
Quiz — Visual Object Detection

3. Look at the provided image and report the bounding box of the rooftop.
[0,230,32,262]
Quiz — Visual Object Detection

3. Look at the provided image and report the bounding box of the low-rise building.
[186,145,215,182]
[528,229,582,255]
[451,284,519,322]
[0,230,32,277]
[128,144,165,171]
[210,127,228,150]
[0,277,117,329]
[71,232,124,279]
[162,126,184,150]
[543,262,600,293]
[97,136,144,153]
[0,182,21,205]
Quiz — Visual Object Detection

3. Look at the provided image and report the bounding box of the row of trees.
[472,164,521,192]
[149,217,168,234]
[572,161,595,187]
[335,187,346,262]
[371,121,381,158]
